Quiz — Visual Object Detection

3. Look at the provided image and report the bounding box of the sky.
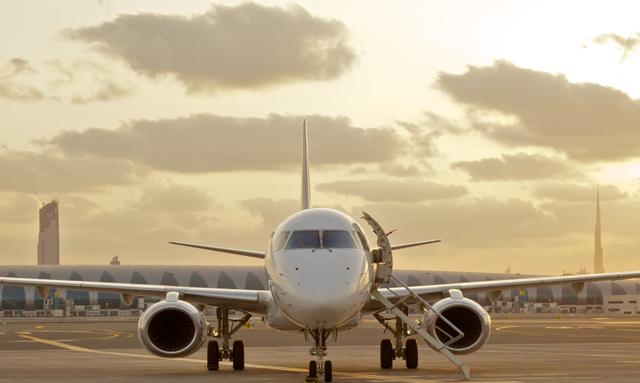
[1,0,640,274]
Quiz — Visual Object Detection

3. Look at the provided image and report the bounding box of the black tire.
[405,338,418,369]
[232,340,245,370]
[380,339,393,369]
[324,360,332,383]
[308,360,317,378]
[207,340,219,371]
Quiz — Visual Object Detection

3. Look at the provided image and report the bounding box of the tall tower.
[37,199,60,265]
[593,189,604,274]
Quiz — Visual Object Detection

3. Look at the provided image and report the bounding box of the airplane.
[2,119,640,382]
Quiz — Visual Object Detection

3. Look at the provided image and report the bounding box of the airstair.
[362,212,471,381]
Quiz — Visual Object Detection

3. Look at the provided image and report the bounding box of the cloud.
[396,119,441,157]
[135,182,213,212]
[593,33,640,58]
[46,59,135,104]
[378,162,426,177]
[0,149,146,192]
[0,194,40,223]
[64,3,356,92]
[0,58,44,101]
[453,153,581,181]
[0,57,134,103]
[5,182,253,265]
[348,162,429,178]
[317,179,467,202]
[48,114,403,173]
[350,197,640,273]
[436,61,640,162]
[533,183,626,202]
[241,198,299,230]
[353,198,553,247]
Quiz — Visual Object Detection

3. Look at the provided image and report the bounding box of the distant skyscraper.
[37,200,60,265]
[594,190,604,274]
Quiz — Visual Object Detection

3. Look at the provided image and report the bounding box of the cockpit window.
[286,230,321,249]
[323,230,356,249]
[272,231,289,252]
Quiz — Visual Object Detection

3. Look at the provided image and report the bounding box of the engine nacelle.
[138,293,207,358]
[424,293,491,354]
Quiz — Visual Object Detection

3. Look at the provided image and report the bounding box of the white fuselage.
[264,208,374,331]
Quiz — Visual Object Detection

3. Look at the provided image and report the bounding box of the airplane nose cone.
[280,258,369,328]
[291,284,360,327]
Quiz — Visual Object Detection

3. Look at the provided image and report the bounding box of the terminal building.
[604,295,639,315]
[1,265,639,316]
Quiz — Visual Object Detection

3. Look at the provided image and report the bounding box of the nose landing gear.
[306,329,333,382]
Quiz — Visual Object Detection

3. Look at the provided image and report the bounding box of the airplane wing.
[168,241,266,259]
[390,239,441,251]
[376,271,640,303]
[0,277,271,314]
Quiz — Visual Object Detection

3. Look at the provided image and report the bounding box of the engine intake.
[138,294,206,357]
[424,295,491,354]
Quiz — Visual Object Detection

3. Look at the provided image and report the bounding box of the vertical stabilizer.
[301,119,311,210]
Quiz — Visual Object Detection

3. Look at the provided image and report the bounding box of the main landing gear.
[306,329,333,382]
[207,307,251,371]
[375,305,419,369]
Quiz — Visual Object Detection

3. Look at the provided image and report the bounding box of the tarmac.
[1,315,640,382]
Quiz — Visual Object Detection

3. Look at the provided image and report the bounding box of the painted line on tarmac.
[495,325,518,332]
[484,347,640,360]
[18,334,443,383]
[30,330,94,333]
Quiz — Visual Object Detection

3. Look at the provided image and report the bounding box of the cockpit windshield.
[285,230,357,249]
[322,230,356,248]
[286,230,321,249]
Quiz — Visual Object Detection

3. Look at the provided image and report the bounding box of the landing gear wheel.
[232,340,245,370]
[308,360,317,378]
[380,339,393,369]
[207,340,219,371]
[324,360,332,382]
[405,338,418,369]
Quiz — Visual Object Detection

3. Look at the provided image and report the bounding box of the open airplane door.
[362,211,471,380]
[361,212,393,286]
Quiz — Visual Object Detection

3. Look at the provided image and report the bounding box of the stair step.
[371,289,471,381]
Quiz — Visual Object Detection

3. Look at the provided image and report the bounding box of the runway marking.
[28,330,94,333]
[9,329,125,343]
[495,325,518,331]
[544,326,604,330]
[484,347,640,360]
[17,334,446,382]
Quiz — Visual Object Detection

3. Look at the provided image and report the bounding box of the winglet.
[301,119,311,210]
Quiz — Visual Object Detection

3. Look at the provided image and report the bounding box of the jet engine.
[138,292,207,358]
[423,291,491,354]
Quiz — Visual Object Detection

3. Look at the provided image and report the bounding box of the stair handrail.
[386,274,465,346]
